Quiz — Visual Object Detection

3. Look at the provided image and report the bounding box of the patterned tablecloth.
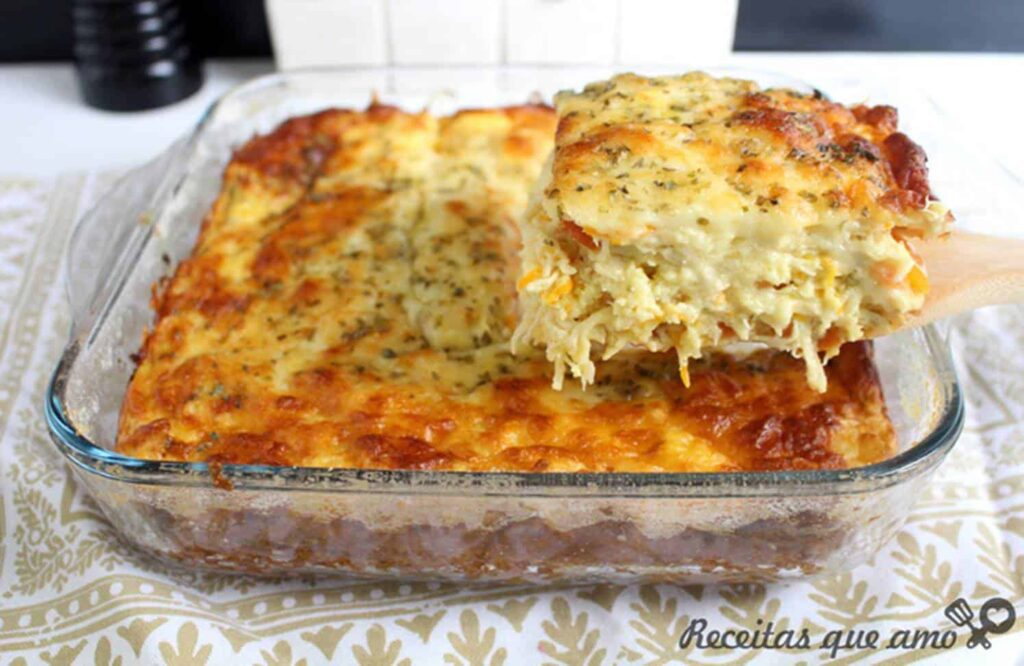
[1,155,1023,663]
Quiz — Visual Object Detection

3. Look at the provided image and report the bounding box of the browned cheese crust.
[117,103,897,473]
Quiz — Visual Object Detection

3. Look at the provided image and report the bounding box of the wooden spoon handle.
[908,230,1024,327]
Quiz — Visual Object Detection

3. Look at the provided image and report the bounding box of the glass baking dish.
[45,66,964,583]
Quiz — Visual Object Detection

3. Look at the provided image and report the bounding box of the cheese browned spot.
[513,72,953,391]
[117,103,897,472]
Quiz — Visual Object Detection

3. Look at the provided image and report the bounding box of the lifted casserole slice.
[513,72,953,391]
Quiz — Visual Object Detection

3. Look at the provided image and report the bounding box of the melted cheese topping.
[117,103,896,472]
[514,72,952,391]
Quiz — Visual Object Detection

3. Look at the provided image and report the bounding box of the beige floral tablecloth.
[1,170,1022,665]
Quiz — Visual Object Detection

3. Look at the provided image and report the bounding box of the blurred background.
[2,0,1023,66]
[0,0,1021,175]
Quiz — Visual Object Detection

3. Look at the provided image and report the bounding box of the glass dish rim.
[44,65,966,498]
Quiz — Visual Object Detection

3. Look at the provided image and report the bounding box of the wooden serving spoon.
[906,230,1024,328]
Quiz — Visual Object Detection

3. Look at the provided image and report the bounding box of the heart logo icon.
[979,597,1016,635]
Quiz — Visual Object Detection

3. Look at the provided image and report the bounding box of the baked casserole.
[118,100,897,473]
[514,72,953,392]
[43,68,965,585]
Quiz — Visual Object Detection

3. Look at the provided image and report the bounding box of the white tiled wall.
[505,0,619,64]
[266,0,388,67]
[266,0,738,69]
[619,0,739,64]
[387,0,502,64]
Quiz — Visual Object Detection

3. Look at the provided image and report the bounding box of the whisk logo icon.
[944,597,1016,649]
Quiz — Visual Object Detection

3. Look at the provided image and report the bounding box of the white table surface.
[1,54,1022,178]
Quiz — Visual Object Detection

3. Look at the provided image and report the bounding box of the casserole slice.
[513,72,953,390]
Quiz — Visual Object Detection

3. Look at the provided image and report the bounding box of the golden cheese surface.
[117,102,896,472]
[514,72,952,392]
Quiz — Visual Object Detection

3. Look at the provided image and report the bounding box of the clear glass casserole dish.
[45,67,964,584]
